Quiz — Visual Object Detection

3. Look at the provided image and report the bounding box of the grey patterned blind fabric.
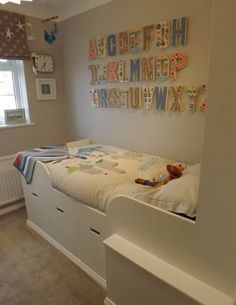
[0,10,30,60]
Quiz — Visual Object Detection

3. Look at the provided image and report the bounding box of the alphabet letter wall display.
[107,34,117,56]
[88,39,97,61]
[88,65,99,85]
[129,29,143,53]
[119,88,129,108]
[118,60,128,82]
[97,36,107,59]
[156,56,170,81]
[171,17,188,47]
[186,86,201,112]
[169,86,184,111]
[130,58,141,81]
[118,32,129,55]
[90,89,100,107]
[156,21,170,49]
[143,87,154,110]
[141,57,154,81]
[143,25,154,51]
[170,53,187,80]
[129,87,142,108]
[155,87,168,110]
[107,62,119,83]
[98,65,107,85]
[199,85,207,112]
[109,88,121,108]
[100,88,109,107]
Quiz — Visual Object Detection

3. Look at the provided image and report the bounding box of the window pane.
[0,71,15,95]
[0,96,16,119]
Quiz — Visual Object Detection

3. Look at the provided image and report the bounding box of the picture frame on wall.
[4,108,26,125]
[36,78,57,100]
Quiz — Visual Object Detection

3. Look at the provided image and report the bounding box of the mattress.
[46,144,200,217]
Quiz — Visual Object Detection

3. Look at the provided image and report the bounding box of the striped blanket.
[14,145,69,184]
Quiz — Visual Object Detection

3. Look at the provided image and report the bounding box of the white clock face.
[34,55,55,73]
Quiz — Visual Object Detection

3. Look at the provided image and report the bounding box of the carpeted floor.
[0,207,106,305]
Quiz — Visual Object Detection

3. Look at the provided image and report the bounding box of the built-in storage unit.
[22,161,107,287]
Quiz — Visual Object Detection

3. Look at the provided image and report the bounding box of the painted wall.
[105,0,236,298]
[0,17,67,157]
[60,0,212,164]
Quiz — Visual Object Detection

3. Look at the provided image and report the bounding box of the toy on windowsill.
[135,163,185,187]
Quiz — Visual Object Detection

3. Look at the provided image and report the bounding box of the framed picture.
[4,108,26,125]
[36,78,57,100]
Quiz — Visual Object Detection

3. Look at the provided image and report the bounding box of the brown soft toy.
[153,163,185,187]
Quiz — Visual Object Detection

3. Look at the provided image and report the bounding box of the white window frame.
[0,59,30,125]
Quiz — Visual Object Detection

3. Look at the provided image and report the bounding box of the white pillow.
[146,164,201,218]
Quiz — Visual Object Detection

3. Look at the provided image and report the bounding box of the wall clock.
[32,54,55,73]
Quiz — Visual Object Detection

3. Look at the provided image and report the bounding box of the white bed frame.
[21,139,233,305]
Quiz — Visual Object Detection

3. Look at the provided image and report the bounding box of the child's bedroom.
[0,0,235,304]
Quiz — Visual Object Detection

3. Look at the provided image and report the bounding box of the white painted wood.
[104,297,117,305]
[0,201,25,216]
[27,219,106,289]
[104,234,232,305]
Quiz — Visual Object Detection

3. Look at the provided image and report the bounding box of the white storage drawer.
[24,188,52,235]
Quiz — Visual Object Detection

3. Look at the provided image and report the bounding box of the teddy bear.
[135,163,185,187]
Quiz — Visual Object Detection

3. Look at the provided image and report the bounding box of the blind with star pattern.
[0,10,30,60]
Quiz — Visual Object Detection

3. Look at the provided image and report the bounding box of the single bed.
[17,139,200,287]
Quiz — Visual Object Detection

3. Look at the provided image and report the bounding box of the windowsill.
[0,122,35,130]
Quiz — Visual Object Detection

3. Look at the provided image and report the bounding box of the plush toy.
[135,163,185,187]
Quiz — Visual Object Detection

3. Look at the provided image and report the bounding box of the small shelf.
[104,234,232,305]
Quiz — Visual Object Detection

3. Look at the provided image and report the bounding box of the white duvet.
[46,144,200,217]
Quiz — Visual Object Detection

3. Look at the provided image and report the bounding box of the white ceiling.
[0,0,112,21]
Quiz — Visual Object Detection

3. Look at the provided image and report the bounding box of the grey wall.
[60,0,212,164]
[0,17,68,157]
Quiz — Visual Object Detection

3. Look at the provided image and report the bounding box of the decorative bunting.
[169,86,184,111]
[186,86,201,112]
[88,39,97,61]
[118,31,129,55]
[156,22,170,49]
[170,53,187,80]
[129,29,143,53]
[143,87,154,110]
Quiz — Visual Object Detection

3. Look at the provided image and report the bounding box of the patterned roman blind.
[0,10,30,60]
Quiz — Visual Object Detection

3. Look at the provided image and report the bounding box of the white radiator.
[0,154,23,207]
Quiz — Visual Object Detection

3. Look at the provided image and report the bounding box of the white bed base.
[21,150,233,305]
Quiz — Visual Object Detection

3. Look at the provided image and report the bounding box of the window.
[0,59,29,126]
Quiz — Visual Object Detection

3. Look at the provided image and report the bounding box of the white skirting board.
[0,201,25,216]
[27,220,106,289]
[104,297,117,305]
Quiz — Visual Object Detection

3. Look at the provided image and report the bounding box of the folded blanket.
[13,145,69,184]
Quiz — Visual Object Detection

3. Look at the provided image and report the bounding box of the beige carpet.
[0,208,106,305]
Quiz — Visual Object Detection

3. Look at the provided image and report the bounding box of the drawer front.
[50,203,78,257]
[25,191,51,235]
[51,189,78,218]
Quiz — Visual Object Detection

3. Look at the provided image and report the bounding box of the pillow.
[146,163,201,218]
